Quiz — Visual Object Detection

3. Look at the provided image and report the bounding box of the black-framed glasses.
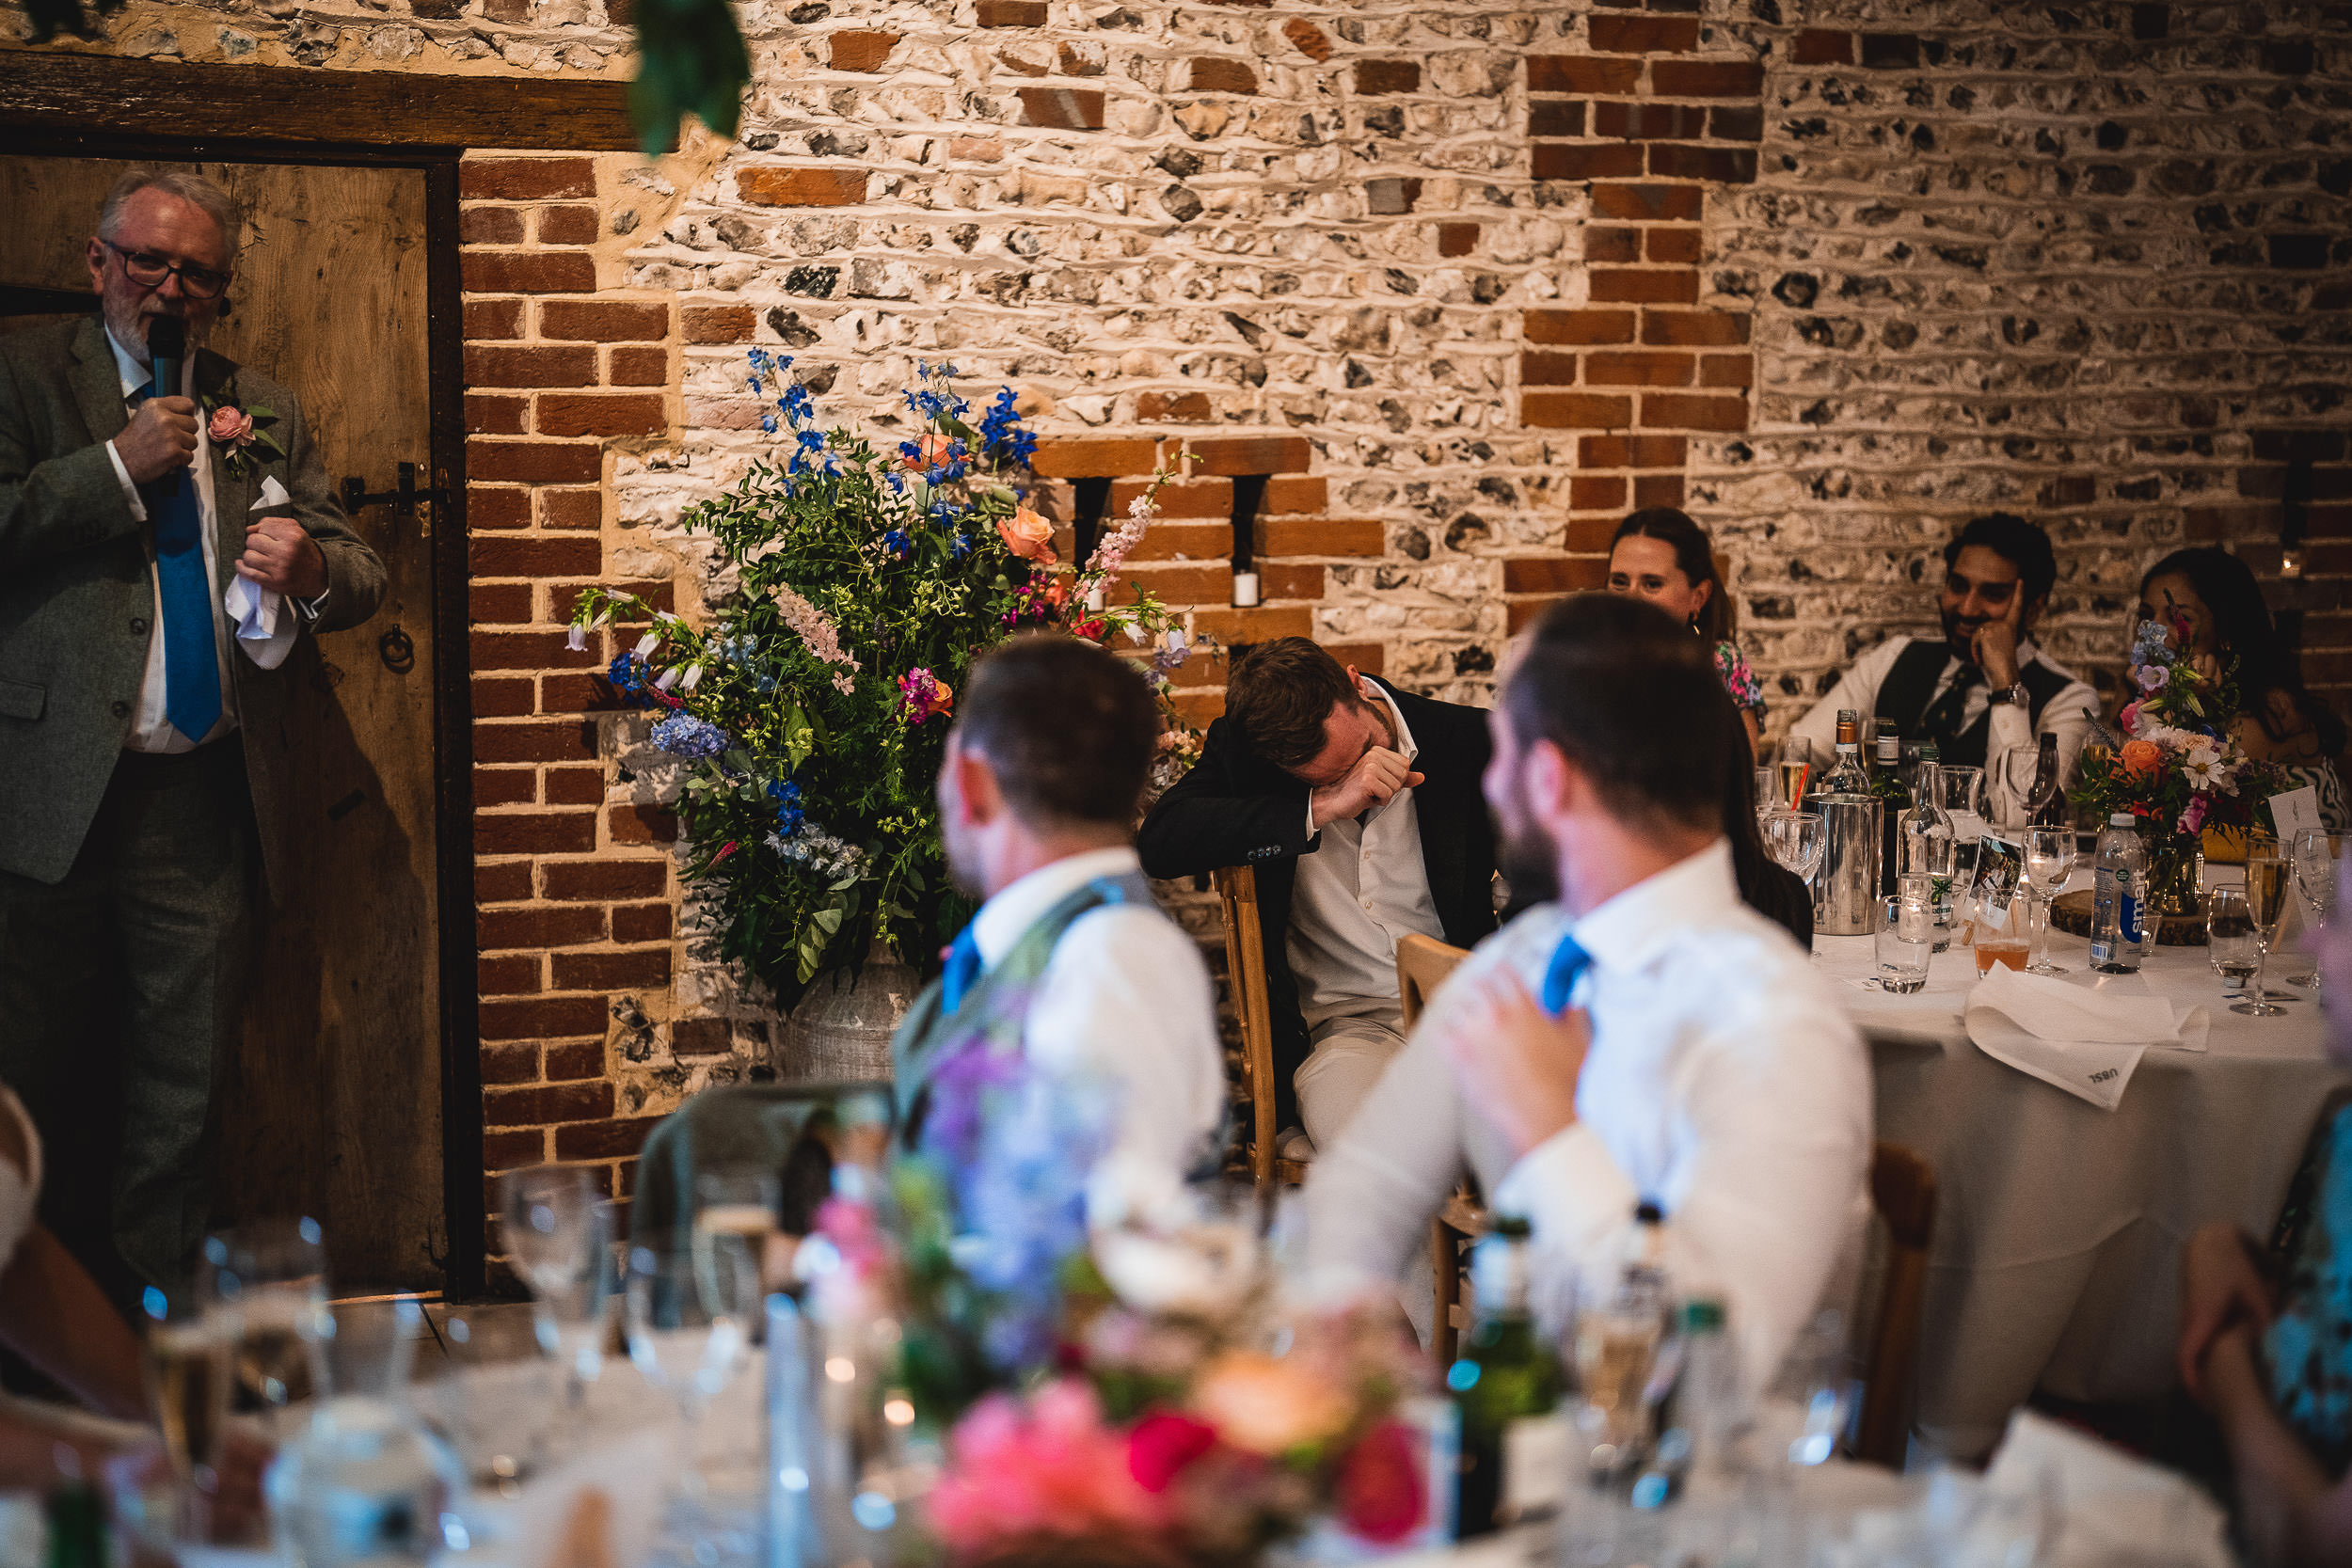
[102,240,230,301]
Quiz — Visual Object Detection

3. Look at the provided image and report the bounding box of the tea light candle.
[1232,570,1261,608]
[1086,583,1106,612]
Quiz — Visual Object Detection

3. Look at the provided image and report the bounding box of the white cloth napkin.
[223,476,297,671]
[502,1424,679,1568]
[1963,966,2209,1111]
[1983,1409,2233,1567]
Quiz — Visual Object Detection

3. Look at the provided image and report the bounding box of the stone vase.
[775,938,920,1083]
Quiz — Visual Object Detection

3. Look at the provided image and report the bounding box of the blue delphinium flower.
[607,653,657,708]
[977,386,1038,467]
[767,779,805,835]
[650,712,728,760]
[883,529,912,559]
[761,413,779,435]
[949,531,973,561]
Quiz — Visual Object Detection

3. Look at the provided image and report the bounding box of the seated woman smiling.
[1605,507,1765,754]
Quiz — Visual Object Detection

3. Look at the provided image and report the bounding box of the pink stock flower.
[2179,795,2209,836]
[207,404,253,446]
[930,1383,1172,1559]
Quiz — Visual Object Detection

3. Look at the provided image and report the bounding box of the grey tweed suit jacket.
[0,315,387,899]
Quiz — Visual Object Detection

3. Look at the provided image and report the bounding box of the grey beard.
[102,297,208,369]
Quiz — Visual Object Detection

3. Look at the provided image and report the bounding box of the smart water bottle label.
[2120,894,2144,944]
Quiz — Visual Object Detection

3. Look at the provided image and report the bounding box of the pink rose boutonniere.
[199,393,285,480]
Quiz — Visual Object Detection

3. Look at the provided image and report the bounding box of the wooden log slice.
[2050,887,2208,946]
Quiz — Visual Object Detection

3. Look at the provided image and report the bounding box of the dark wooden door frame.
[2,125,498,1294]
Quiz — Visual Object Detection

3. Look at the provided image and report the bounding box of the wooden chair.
[1396,932,1478,1361]
[1852,1140,1938,1467]
[1214,865,1306,1191]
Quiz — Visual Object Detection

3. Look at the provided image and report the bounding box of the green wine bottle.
[1448,1215,1567,1537]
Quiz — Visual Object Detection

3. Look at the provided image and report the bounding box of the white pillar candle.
[1232,570,1261,608]
[1086,583,1107,612]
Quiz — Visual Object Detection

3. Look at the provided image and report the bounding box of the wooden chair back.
[1396,932,1476,1361]
[1214,865,1304,1190]
[1852,1140,1937,1466]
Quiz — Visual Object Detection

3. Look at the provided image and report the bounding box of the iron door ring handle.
[379,626,415,674]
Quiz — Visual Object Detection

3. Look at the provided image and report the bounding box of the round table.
[1815,891,2350,1461]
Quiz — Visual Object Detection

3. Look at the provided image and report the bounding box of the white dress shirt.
[1285,680,1446,1028]
[1303,839,1873,1394]
[101,329,299,752]
[1790,634,2099,824]
[969,845,1228,1225]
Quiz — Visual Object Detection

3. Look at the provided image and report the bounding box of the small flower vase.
[2142,831,2202,920]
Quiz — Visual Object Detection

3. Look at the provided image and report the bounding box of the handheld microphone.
[146,316,185,495]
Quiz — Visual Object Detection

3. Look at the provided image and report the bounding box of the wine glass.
[199,1217,330,1440]
[2234,843,2294,1018]
[1993,744,2042,830]
[501,1164,607,1394]
[1940,766,1987,882]
[2290,830,2341,991]
[626,1235,761,1500]
[1753,767,1776,832]
[2023,827,2076,974]
[2208,887,2259,1002]
[1762,811,1825,889]
[141,1291,232,1539]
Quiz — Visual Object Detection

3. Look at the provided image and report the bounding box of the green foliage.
[628,0,750,155]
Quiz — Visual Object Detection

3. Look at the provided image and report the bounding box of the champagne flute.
[141,1291,233,1546]
[2208,887,2259,1002]
[2289,830,2341,990]
[2234,844,2294,1017]
[501,1164,607,1396]
[199,1216,330,1440]
[2023,826,2076,974]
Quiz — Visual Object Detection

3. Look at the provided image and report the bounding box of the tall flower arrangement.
[567,360,1203,1007]
[2073,611,2285,839]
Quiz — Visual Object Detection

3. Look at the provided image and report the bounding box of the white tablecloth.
[1817,903,2349,1460]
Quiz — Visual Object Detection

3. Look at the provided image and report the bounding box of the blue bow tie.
[939,923,983,1013]
[1540,931,1593,1017]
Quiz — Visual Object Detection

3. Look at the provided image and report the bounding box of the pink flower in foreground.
[207,404,253,445]
[897,667,954,723]
[930,1382,1172,1559]
[2118,700,2141,736]
[2179,794,2209,836]
[1335,1420,1426,1544]
[1127,1410,1218,1494]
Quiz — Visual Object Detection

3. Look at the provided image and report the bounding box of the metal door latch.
[341,463,451,530]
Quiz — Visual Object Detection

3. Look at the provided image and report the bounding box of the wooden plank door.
[0,155,445,1291]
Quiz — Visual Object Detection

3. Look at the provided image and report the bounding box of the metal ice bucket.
[1813,794,1883,936]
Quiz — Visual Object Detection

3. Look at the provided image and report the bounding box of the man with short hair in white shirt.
[893,634,1226,1223]
[1788,514,2099,823]
[1305,594,1871,1389]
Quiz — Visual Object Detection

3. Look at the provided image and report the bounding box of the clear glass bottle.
[1899,759,1958,933]
[1814,710,1870,800]
[1870,731,1909,895]
[1574,1204,1671,1460]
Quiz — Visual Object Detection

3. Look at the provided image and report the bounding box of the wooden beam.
[0,50,640,151]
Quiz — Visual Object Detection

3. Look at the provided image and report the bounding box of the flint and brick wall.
[11,0,2349,1241]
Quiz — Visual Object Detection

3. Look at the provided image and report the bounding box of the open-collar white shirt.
[1303,839,1873,1390]
[1284,678,1446,1029]
[967,846,1226,1225]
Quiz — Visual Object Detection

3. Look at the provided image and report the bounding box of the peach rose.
[2120,738,2163,779]
[901,432,955,470]
[207,404,253,446]
[996,504,1057,563]
[1189,1350,1352,1457]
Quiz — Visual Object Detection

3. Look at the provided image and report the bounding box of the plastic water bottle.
[2089,814,2147,974]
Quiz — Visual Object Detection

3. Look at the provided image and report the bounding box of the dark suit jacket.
[1136,677,1501,1132]
[0,316,386,898]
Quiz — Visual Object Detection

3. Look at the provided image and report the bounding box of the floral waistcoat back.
[889,869,1156,1161]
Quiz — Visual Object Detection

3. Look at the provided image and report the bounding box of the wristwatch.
[1989,680,2029,707]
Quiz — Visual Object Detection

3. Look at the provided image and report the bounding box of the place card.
[2269,784,2325,847]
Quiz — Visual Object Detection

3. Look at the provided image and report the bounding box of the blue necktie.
[939,923,982,1013]
[1540,930,1593,1017]
[133,389,221,744]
